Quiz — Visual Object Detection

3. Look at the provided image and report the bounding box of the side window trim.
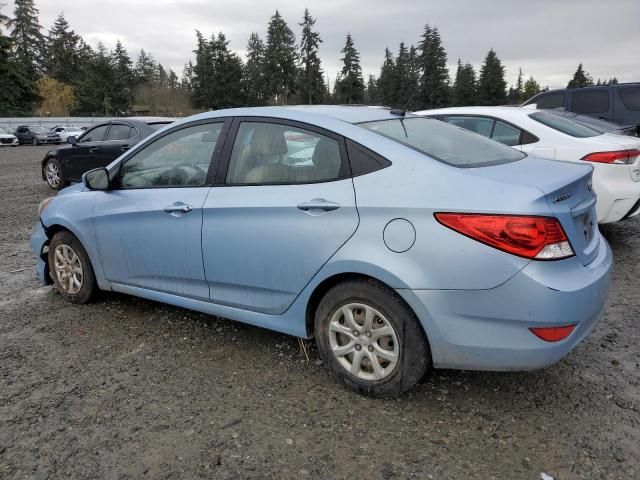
[112,118,231,190]
[215,116,350,186]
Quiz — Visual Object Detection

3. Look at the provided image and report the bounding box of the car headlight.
[38,197,55,217]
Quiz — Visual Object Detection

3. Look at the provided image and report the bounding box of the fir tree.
[297,8,325,104]
[110,40,133,113]
[417,24,450,109]
[452,59,477,106]
[243,33,267,105]
[376,47,397,107]
[44,13,81,85]
[365,74,378,104]
[508,67,524,103]
[522,75,541,101]
[335,34,365,104]
[264,10,297,104]
[567,63,593,88]
[477,48,507,105]
[9,0,43,80]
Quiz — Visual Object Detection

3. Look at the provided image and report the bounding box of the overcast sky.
[3,0,639,89]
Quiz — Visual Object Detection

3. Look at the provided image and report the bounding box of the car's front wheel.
[44,158,66,190]
[315,279,430,397]
[48,231,97,304]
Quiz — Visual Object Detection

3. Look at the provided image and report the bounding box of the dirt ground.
[0,145,638,480]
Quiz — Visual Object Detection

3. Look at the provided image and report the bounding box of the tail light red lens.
[581,149,640,164]
[434,213,574,260]
[529,324,576,342]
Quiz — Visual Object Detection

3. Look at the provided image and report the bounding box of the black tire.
[48,231,97,304]
[44,158,67,190]
[314,278,430,397]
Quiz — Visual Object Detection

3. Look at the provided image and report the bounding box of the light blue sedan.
[31,106,612,396]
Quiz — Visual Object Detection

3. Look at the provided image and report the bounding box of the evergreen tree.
[567,63,593,88]
[44,13,81,85]
[75,42,117,115]
[417,24,450,109]
[508,67,524,103]
[365,74,378,104]
[477,48,507,105]
[110,40,133,113]
[264,10,297,104]
[243,32,267,105]
[376,47,397,107]
[134,49,157,85]
[297,8,325,104]
[335,34,365,104]
[0,4,38,115]
[522,75,542,101]
[9,0,43,80]
[394,42,412,108]
[452,59,477,106]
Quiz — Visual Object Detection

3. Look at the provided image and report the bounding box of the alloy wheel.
[45,162,60,188]
[53,244,84,294]
[328,302,399,381]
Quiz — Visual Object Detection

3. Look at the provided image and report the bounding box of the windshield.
[32,126,49,133]
[0,127,9,134]
[529,111,601,138]
[359,117,525,167]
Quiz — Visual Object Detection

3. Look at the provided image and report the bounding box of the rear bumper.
[398,234,612,371]
[30,221,50,285]
[594,163,640,223]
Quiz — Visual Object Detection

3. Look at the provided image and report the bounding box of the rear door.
[101,122,137,164]
[201,118,358,314]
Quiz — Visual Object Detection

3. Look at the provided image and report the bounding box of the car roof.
[183,105,409,126]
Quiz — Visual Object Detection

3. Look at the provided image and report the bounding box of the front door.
[92,121,227,300]
[61,124,111,181]
[202,119,359,314]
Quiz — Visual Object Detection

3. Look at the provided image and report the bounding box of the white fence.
[0,117,119,130]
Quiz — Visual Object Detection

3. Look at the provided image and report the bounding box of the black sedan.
[41,118,173,189]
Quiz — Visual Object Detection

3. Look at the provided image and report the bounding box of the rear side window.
[618,87,640,111]
[492,121,522,146]
[571,90,610,114]
[346,140,391,176]
[535,92,566,110]
[107,124,133,141]
[443,116,493,137]
[529,111,601,138]
[360,117,525,167]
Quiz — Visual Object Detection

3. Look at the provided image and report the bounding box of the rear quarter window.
[535,92,566,110]
[618,87,640,111]
[571,89,610,114]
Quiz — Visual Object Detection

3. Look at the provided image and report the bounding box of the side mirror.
[83,168,110,191]
[67,136,77,145]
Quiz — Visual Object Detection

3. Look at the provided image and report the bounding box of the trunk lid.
[470,157,599,265]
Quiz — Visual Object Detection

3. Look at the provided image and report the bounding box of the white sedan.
[416,106,640,224]
[51,126,84,142]
[0,126,18,146]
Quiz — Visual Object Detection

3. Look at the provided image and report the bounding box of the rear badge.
[554,192,572,203]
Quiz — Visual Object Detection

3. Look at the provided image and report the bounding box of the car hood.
[0,134,16,139]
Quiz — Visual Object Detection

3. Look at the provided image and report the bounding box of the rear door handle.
[297,198,340,212]
[163,202,193,214]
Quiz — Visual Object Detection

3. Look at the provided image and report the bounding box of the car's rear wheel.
[44,159,66,190]
[314,278,430,397]
[48,231,96,304]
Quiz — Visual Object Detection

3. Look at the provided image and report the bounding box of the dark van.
[522,83,640,129]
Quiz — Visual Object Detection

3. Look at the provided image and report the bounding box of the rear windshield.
[359,117,525,167]
[148,122,172,131]
[529,111,601,138]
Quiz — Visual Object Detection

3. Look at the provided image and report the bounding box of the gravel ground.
[1,146,639,480]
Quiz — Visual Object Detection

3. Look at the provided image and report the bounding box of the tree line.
[0,0,618,117]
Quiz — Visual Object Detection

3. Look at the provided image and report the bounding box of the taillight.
[529,324,576,342]
[434,213,574,260]
[581,149,640,164]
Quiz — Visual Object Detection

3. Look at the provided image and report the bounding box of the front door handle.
[163,202,193,214]
[89,147,98,153]
[297,198,340,212]
[121,145,130,151]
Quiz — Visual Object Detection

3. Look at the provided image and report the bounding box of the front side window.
[360,117,525,167]
[81,125,109,142]
[529,111,601,138]
[107,124,133,141]
[120,122,223,188]
[443,116,494,137]
[226,122,342,184]
[535,92,566,110]
[571,89,610,114]
[492,121,522,146]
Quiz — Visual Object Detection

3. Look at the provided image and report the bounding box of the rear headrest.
[250,125,288,156]
[312,138,341,173]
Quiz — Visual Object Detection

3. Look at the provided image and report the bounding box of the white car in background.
[416,106,640,224]
[50,125,84,142]
[0,126,18,146]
